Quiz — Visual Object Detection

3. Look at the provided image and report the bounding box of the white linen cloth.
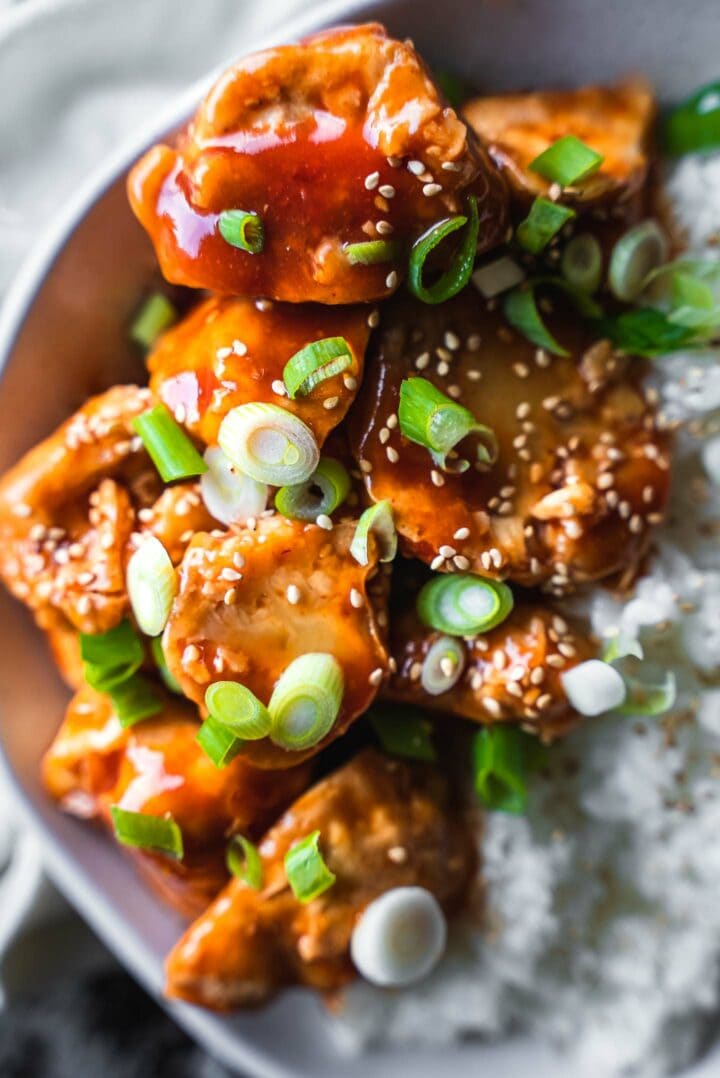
[0,0,310,1003]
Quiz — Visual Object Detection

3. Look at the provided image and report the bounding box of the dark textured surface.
[0,922,234,1078]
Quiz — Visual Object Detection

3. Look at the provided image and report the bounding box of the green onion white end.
[200,447,268,526]
[218,402,319,487]
[421,635,465,695]
[472,255,525,299]
[350,886,447,987]
[126,536,177,637]
[350,501,397,566]
[561,659,627,716]
[608,220,668,302]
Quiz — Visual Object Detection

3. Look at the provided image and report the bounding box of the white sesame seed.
[444,331,460,351]
[369,667,384,686]
[223,587,238,605]
[323,396,340,410]
[453,555,470,570]
[441,161,462,172]
[423,183,442,197]
[350,588,364,609]
[343,374,358,391]
[368,309,380,328]
[183,644,200,664]
[232,339,248,356]
[430,554,445,570]
[439,545,457,558]
[286,584,301,605]
[430,470,445,487]
[364,171,380,190]
[447,385,461,399]
[386,413,398,429]
[376,220,394,236]
[378,184,395,198]
[453,527,470,540]
[415,352,430,370]
[386,446,399,464]
[220,568,242,581]
[408,159,425,175]
[271,379,287,397]
[316,514,333,530]
[385,270,398,289]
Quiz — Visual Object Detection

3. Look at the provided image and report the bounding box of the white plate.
[2,0,720,1074]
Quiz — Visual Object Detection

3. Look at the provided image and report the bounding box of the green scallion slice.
[226,834,263,889]
[344,240,399,266]
[275,457,351,522]
[472,726,529,814]
[417,573,513,637]
[218,402,319,487]
[529,135,604,187]
[218,209,264,253]
[196,716,246,768]
[421,635,466,696]
[516,197,576,254]
[408,195,479,305]
[110,805,184,858]
[602,632,676,718]
[608,220,668,302]
[503,285,569,356]
[350,501,397,566]
[561,233,603,294]
[79,620,144,669]
[126,536,177,638]
[133,404,207,483]
[130,293,177,351]
[283,337,353,399]
[109,674,163,728]
[268,653,344,751]
[204,680,271,740]
[398,376,497,472]
[664,81,720,156]
[284,830,336,903]
[595,307,698,357]
[369,705,437,761]
[151,635,183,694]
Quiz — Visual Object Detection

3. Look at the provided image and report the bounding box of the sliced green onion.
[398,376,497,472]
[126,536,177,638]
[283,337,352,399]
[418,574,514,637]
[110,805,183,858]
[218,209,264,253]
[529,135,604,187]
[196,716,246,768]
[130,293,177,351]
[421,635,466,696]
[80,619,144,669]
[472,255,526,298]
[608,220,668,302]
[275,458,350,522]
[218,402,319,487]
[80,620,144,692]
[664,81,720,156]
[408,195,479,305]
[284,830,336,903]
[109,674,163,728]
[561,233,603,294]
[151,635,182,694]
[350,501,397,566]
[204,680,271,740]
[672,270,716,311]
[503,277,601,357]
[133,404,207,483]
[472,726,529,814]
[602,633,644,664]
[516,197,575,255]
[226,834,263,889]
[344,240,399,265]
[268,653,344,751]
[596,307,698,357]
[200,447,268,527]
[369,705,437,761]
[503,285,568,357]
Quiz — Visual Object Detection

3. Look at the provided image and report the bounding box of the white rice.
[334,157,720,1076]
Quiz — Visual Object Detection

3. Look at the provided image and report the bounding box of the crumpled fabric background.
[0,0,308,1029]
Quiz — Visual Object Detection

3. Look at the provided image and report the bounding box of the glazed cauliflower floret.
[128,23,508,304]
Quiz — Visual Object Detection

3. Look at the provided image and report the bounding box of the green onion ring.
[218,209,264,253]
[408,195,479,305]
[268,653,344,752]
[275,458,351,522]
[417,573,514,636]
[350,501,397,566]
[284,830,336,903]
[226,834,263,889]
[283,337,353,399]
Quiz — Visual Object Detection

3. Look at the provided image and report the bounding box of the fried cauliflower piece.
[387,599,594,740]
[464,80,655,217]
[43,687,310,917]
[128,23,508,304]
[162,515,389,768]
[349,292,670,592]
[147,296,369,448]
[0,386,157,634]
[165,749,473,1007]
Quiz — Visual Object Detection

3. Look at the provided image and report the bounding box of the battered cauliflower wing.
[147,296,369,448]
[43,687,310,917]
[162,515,390,767]
[349,292,670,592]
[165,749,473,1007]
[128,23,508,304]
